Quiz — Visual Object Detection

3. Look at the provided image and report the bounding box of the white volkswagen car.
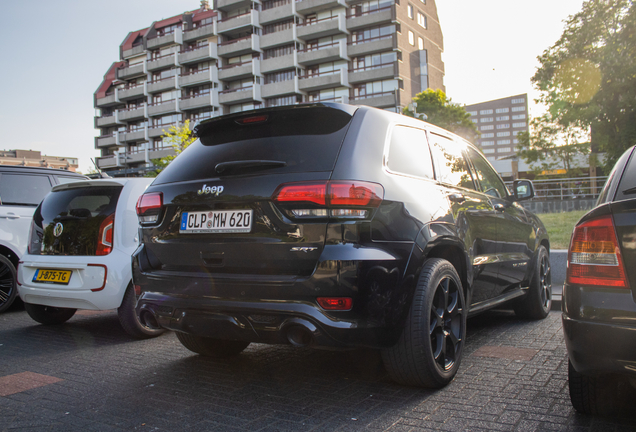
[17,178,163,339]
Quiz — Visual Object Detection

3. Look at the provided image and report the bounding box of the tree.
[146,120,196,177]
[404,89,479,143]
[516,113,590,177]
[531,0,636,170]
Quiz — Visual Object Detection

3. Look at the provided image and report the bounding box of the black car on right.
[563,145,636,414]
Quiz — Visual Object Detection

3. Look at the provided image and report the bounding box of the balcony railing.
[180,67,210,77]
[349,61,394,72]
[219,60,252,70]
[299,15,338,26]
[181,43,209,53]
[219,35,252,46]
[348,34,392,45]
[504,176,609,200]
[300,69,341,79]
[220,85,253,94]
[218,11,252,23]
[148,99,176,107]
[346,5,392,18]
[299,41,338,52]
[350,90,394,100]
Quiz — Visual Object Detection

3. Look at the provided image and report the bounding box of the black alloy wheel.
[0,255,17,313]
[514,246,551,319]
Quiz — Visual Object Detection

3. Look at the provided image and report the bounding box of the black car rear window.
[153,105,355,184]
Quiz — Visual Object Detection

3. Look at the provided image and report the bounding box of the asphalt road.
[1,299,635,431]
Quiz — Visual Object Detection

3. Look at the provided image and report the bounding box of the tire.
[117,283,165,339]
[381,258,466,388]
[24,303,76,325]
[568,360,614,415]
[514,245,552,320]
[176,332,250,358]
[0,255,17,313]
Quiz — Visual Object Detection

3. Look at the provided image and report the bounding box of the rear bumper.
[562,283,636,378]
[133,243,415,349]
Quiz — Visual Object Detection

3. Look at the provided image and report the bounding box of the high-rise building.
[94,0,445,175]
[465,94,530,162]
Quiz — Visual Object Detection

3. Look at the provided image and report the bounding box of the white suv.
[17,178,164,339]
[0,166,86,313]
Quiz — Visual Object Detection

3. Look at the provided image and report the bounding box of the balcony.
[95,115,118,128]
[297,14,348,40]
[119,129,146,143]
[218,85,263,105]
[183,23,216,42]
[180,91,220,110]
[117,64,145,80]
[297,39,348,66]
[218,60,260,81]
[148,124,177,138]
[147,29,183,50]
[296,0,347,16]
[347,33,397,58]
[147,76,178,93]
[216,0,252,11]
[262,77,301,98]
[148,100,177,117]
[95,135,117,148]
[179,44,218,64]
[346,6,395,31]
[96,155,117,169]
[350,91,397,109]
[122,44,145,59]
[118,106,146,122]
[117,84,146,101]
[218,34,261,57]
[260,1,297,25]
[217,10,259,37]
[298,68,348,92]
[95,93,119,107]
[179,67,219,87]
[148,147,175,160]
[348,61,398,84]
[262,52,299,74]
[261,27,298,50]
[147,54,177,71]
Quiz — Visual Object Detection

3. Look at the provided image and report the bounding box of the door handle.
[448,193,465,203]
[0,212,20,219]
[494,203,505,212]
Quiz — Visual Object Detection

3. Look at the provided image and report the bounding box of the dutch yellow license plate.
[32,269,72,285]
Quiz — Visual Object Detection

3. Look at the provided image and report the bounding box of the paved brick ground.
[1,303,635,432]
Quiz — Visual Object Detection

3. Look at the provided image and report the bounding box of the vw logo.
[53,222,64,237]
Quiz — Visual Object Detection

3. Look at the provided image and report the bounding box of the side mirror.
[513,180,534,201]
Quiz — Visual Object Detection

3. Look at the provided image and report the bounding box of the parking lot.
[2,300,636,432]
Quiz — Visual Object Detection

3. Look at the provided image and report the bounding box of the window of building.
[498,147,512,153]
[512,114,526,120]
[152,90,178,104]
[482,133,494,138]
[512,122,527,128]
[496,131,510,137]
[262,0,291,11]
[187,108,214,122]
[263,44,294,59]
[264,69,296,84]
[418,37,424,50]
[511,98,525,104]
[408,31,414,45]
[479,109,493,115]
[192,17,213,28]
[351,25,395,44]
[417,12,427,28]
[263,19,294,35]
[408,4,414,18]
[496,124,510,129]
[184,84,211,98]
[480,117,493,123]
[511,106,525,112]
[151,68,177,82]
[152,114,182,127]
[353,79,399,99]
[308,87,349,102]
[495,107,509,113]
[352,51,397,70]
[480,125,494,131]
[497,139,511,145]
[156,23,181,37]
[467,111,477,116]
[265,95,302,107]
[482,141,494,146]
[483,148,495,154]
[229,102,262,113]
[495,116,509,121]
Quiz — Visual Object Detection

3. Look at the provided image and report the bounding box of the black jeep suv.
[133,103,551,388]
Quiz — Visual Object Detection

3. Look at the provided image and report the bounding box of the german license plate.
[32,269,72,285]
[180,210,253,233]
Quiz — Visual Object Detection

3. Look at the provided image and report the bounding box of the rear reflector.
[136,192,163,224]
[566,215,629,288]
[317,297,353,311]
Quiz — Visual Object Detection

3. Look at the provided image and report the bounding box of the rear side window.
[155,106,355,184]
[429,134,475,190]
[0,174,52,206]
[387,126,434,179]
[613,147,636,202]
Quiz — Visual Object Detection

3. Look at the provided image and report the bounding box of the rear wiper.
[623,186,636,195]
[215,160,286,174]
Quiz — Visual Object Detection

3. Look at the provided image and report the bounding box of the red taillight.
[136,192,163,224]
[272,181,384,219]
[566,215,629,288]
[317,297,353,311]
[96,214,114,256]
[236,115,268,125]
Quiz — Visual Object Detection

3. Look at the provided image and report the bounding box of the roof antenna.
[91,158,111,178]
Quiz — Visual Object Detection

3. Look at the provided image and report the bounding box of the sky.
[0,0,586,174]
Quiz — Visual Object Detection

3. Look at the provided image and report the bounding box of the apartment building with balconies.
[94,0,444,175]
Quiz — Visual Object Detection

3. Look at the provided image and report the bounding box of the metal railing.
[505,176,608,200]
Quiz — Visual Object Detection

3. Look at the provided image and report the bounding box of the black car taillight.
[566,215,630,289]
[272,180,384,220]
[136,192,163,224]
